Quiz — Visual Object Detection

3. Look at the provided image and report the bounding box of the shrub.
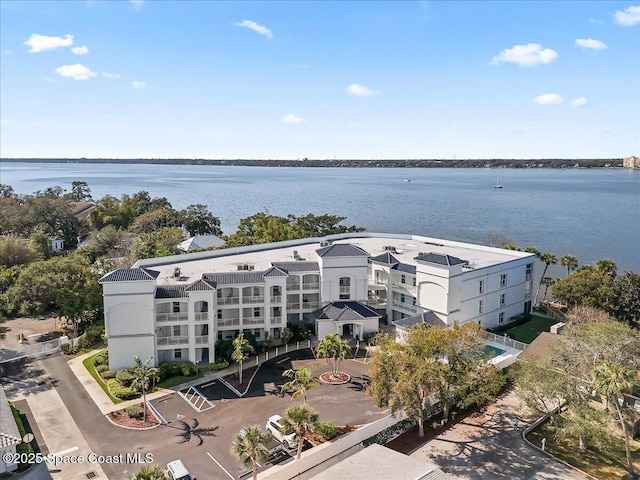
[207,360,229,371]
[158,360,197,379]
[92,350,109,367]
[107,379,138,400]
[317,421,338,440]
[115,369,135,386]
[126,404,141,418]
[60,343,78,355]
[215,339,233,362]
[95,364,109,374]
[101,370,116,379]
[78,336,93,349]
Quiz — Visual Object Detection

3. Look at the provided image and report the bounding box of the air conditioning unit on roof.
[383,245,397,253]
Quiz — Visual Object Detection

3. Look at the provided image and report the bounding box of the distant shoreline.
[0,158,624,168]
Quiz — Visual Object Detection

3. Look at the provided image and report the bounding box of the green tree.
[283,404,319,460]
[595,259,617,277]
[179,204,222,236]
[534,252,558,305]
[292,213,365,238]
[0,184,15,198]
[129,208,180,234]
[130,356,159,423]
[129,464,167,480]
[541,277,555,301]
[315,334,352,379]
[68,181,93,202]
[131,227,184,259]
[552,265,615,310]
[592,362,637,479]
[0,237,39,267]
[611,272,640,329]
[28,231,54,260]
[559,254,578,276]
[232,333,254,384]
[281,367,321,404]
[230,425,272,480]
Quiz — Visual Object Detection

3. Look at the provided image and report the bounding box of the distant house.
[0,386,21,474]
[69,201,95,219]
[177,234,225,252]
[623,156,640,169]
[51,238,65,250]
[392,310,447,344]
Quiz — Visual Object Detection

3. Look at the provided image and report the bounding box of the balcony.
[391,301,418,315]
[302,282,320,290]
[157,336,188,346]
[270,296,282,304]
[217,318,240,327]
[155,313,188,323]
[270,316,283,325]
[392,282,417,295]
[195,335,209,344]
[367,296,387,306]
[286,283,301,291]
[339,286,350,294]
[286,302,300,310]
[368,275,387,285]
[243,296,265,304]
[243,317,264,325]
[302,301,319,310]
[194,312,209,322]
[218,297,240,305]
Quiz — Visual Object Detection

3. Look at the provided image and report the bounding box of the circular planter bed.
[319,371,351,384]
[107,404,160,430]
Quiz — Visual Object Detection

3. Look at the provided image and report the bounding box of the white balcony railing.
[243,317,264,325]
[339,286,350,294]
[195,335,209,344]
[302,302,320,310]
[194,312,208,322]
[391,301,418,315]
[302,282,320,290]
[270,316,283,325]
[367,297,387,306]
[243,296,265,304]
[286,303,300,310]
[392,282,417,295]
[157,336,188,346]
[155,313,188,323]
[270,296,282,304]
[368,275,386,285]
[218,297,240,305]
[217,318,240,327]
[286,283,301,291]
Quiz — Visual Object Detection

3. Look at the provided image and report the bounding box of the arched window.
[339,277,351,300]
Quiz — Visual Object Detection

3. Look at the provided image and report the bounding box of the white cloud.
[71,45,89,55]
[282,113,304,124]
[235,20,273,39]
[132,81,146,89]
[575,38,608,50]
[533,93,564,105]
[54,64,96,80]
[131,0,144,8]
[490,43,558,66]
[103,72,121,79]
[346,83,378,97]
[571,97,588,107]
[25,33,73,53]
[614,5,640,26]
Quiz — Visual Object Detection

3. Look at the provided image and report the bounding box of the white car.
[165,460,192,480]
[265,414,298,449]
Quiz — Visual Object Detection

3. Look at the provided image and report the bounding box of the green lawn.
[157,373,203,390]
[82,352,123,404]
[502,315,558,344]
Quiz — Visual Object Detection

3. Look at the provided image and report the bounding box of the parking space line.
[207,452,235,480]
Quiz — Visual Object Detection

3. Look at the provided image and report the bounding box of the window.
[273,306,281,317]
[201,324,209,335]
[478,300,483,314]
[217,310,222,319]
[400,294,406,303]
[272,285,281,296]
[479,280,484,294]
[218,332,223,340]
[401,274,406,284]
[254,329,261,339]
[339,276,351,300]
[172,302,181,313]
[412,297,417,306]
[254,307,260,317]
[339,277,351,286]
[500,274,508,288]
[500,293,506,306]
[412,277,416,286]
[174,349,182,359]
[173,325,181,336]
[253,286,260,296]
[526,263,533,276]
[498,312,504,324]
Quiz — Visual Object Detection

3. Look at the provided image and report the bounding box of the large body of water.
[1,162,638,276]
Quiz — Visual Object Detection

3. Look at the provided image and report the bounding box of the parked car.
[265,414,298,449]
[165,459,192,480]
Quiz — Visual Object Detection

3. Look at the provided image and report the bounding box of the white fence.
[0,336,70,364]
[482,331,528,352]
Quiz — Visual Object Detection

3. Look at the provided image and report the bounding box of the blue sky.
[1,1,638,159]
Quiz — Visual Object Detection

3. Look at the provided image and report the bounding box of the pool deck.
[487,341,523,369]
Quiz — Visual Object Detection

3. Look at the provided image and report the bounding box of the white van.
[165,460,192,480]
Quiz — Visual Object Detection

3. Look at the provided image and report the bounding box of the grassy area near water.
[501,315,558,344]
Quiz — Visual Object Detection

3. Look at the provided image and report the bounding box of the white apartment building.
[99,233,535,370]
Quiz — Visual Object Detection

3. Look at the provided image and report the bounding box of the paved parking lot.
[146,349,385,479]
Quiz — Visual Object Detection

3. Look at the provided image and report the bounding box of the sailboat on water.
[494,177,503,189]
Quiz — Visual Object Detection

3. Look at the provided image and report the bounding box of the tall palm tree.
[592,361,636,479]
[315,334,352,379]
[175,418,218,446]
[130,355,159,423]
[232,333,254,384]
[560,254,578,276]
[281,367,321,404]
[284,404,319,460]
[534,252,558,306]
[595,259,617,277]
[129,464,167,480]
[230,425,272,480]
[541,277,555,301]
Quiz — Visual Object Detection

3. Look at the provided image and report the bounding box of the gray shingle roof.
[155,286,187,299]
[392,311,446,329]
[203,271,266,285]
[316,243,369,258]
[370,252,400,265]
[0,386,21,448]
[312,301,380,321]
[263,266,289,277]
[391,262,416,274]
[99,268,160,283]
[271,261,320,273]
[184,278,217,291]
[415,252,466,266]
[177,234,225,251]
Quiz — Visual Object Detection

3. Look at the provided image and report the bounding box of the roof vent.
[173,267,181,278]
[237,264,255,271]
[383,245,397,253]
[320,241,331,247]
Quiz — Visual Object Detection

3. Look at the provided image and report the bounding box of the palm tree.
[284,404,319,460]
[281,367,321,404]
[175,418,218,446]
[232,333,254,384]
[592,361,636,479]
[560,254,578,276]
[541,277,555,301]
[129,464,167,480]
[534,252,558,306]
[595,259,617,277]
[230,425,272,480]
[315,334,352,379]
[130,355,159,423]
